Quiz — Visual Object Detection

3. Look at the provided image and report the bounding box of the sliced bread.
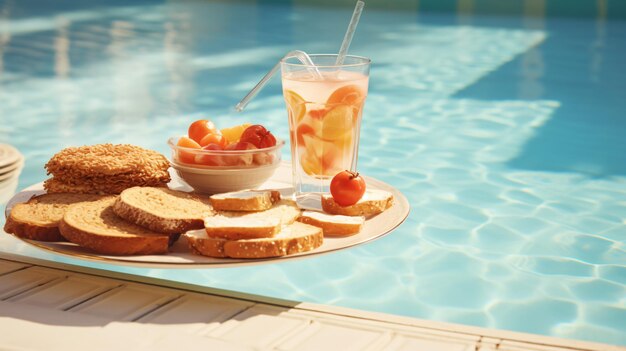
[112,187,213,234]
[204,199,301,240]
[298,211,365,236]
[209,189,281,212]
[321,190,393,217]
[59,197,171,255]
[3,193,105,242]
[186,221,323,259]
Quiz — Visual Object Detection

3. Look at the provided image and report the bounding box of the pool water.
[1,0,625,346]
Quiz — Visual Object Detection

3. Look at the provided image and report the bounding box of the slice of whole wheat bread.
[186,221,323,259]
[203,199,301,240]
[59,197,171,255]
[3,193,105,241]
[112,187,214,234]
[209,189,281,212]
[298,210,365,236]
[321,190,393,217]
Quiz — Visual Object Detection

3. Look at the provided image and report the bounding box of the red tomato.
[194,143,224,166]
[199,132,227,148]
[240,124,277,149]
[330,170,366,206]
[188,119,219,144]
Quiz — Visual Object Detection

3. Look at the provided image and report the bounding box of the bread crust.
[59,219,169,255]
[3,214,64,241]
[58,198,171,255]
[186,222,323,259]
[112,188,212,234]
[4,193,106,242]
[203,225,280,240]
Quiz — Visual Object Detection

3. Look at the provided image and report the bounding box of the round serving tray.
[4,162,410,268]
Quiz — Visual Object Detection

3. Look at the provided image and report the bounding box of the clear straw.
[235,50,321,112]
[335,0,365,65]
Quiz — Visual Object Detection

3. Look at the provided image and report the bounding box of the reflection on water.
[0,0,625,346]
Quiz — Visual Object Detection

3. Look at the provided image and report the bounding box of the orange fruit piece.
[300,135,341,177]
[300,150,338,177]
[296,123,315,146]
[220,123,251,143]
[188,119,219,144]
[176,137,201,164]
[320,104,353,140]
[327,85,365,106]
[284,90,306,124]
[199,133,227,148]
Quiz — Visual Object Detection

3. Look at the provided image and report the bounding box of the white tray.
[4,163,410,268]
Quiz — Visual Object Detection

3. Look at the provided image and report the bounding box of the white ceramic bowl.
[168,137,284,194]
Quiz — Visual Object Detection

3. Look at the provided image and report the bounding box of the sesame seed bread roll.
[59,197,171,255]
[209,189,281,212]
[43,143,171,195]
[321,190,394,217]
[297,211,365,237]
[3,193,105,242]
[45,143,170,178]
[112,187,214,234]
[186,222,323,259]
[43,178,168,195]
[203,199,301,240]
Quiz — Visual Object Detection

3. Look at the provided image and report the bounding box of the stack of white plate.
[0,144,24,204]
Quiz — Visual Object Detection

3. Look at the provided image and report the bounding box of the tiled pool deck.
[1,252,622,351]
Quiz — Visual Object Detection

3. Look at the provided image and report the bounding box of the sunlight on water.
[0,1,624,346]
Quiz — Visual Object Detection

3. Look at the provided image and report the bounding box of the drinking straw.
[235,50,321,112]
[335,0,365,65]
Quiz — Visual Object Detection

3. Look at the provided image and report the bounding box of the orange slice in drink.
[328,85,365,122]
[327,85,365,106]
[320,104,353,140]
[300,151,338,177]
[301,134,340,176]
[284,90,306,124]
[296,123,315,146]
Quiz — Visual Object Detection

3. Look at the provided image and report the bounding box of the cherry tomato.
[199,132,227,148]
[330,170,366,206]
[240,124,277,149]
[188,119,219,144]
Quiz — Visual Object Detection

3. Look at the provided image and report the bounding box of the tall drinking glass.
[281,54,370,204]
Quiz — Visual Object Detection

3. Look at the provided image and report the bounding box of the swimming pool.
[1,0,625,346]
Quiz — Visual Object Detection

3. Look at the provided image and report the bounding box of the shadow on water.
[452,15,626,178]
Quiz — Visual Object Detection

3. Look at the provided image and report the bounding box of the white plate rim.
[4,163,410,268]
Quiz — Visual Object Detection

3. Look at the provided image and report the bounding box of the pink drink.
[281,55,370,196]
[283,70,368,177]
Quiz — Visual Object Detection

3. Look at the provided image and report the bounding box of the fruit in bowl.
[168,120,284,194]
